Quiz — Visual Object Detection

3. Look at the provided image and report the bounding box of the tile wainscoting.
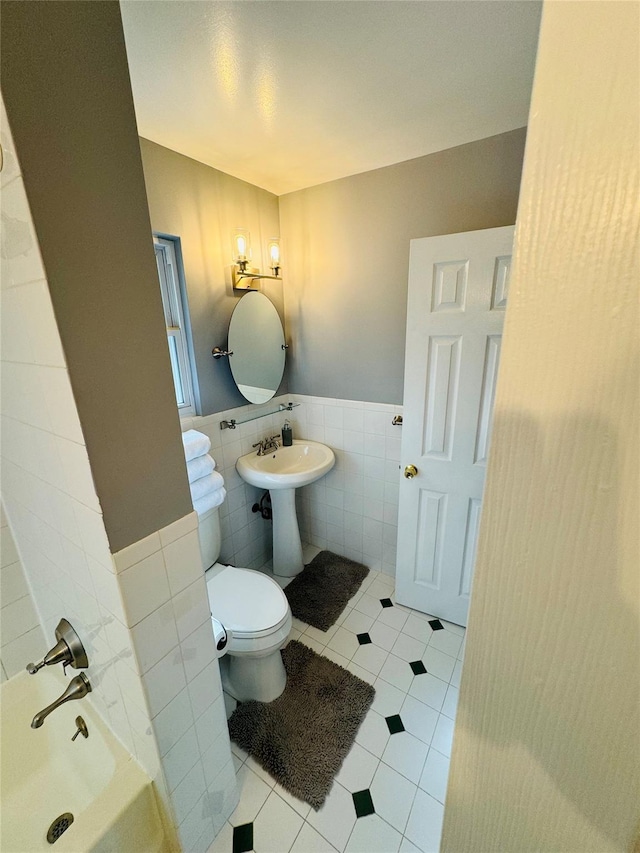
[295,396,403,578]
[112,514,239,851]
[181,394,403,578]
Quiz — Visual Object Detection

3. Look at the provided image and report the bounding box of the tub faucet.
[31,673,92,729]
[27,618,89,675]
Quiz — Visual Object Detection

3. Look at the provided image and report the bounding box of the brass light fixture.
[230,229,282,290]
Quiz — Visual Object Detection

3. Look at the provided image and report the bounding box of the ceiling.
[120,1,541,196]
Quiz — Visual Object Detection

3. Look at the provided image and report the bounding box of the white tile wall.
[0,503,45,679]
[182,394,402,578]
[293,395,403,576]
[1,94,154,768]
[0,96,237,851]
[112,514,239,849]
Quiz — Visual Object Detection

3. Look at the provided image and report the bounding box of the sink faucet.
[252,434,281,456]
[31,673,92,729]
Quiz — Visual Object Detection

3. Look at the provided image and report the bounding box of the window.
[153,235,197,415]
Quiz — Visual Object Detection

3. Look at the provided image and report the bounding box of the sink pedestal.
[235,440,335,577]
[270,488,303,577]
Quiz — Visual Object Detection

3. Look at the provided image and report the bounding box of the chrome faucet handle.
[27,638,71,674]
[27,619,88,676]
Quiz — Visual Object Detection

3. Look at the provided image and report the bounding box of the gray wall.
[139,139,286,415]
[1,1,192,552]
[280,128,526,404]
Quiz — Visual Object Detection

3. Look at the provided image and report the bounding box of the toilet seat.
[205,565,290,638]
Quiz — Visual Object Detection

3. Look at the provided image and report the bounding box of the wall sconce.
[230,228,282,290]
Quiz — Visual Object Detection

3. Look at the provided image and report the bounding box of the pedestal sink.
[236,440,335,577]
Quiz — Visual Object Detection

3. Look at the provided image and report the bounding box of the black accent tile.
[429,619,444,631]
[357,632,372,645]
[233,823,253,853]
[385,714,405,735]
[380,598,393,608]
[410,659,427,675]
[352,789,375,818]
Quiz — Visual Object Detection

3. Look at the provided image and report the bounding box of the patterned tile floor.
[209,546,465,853]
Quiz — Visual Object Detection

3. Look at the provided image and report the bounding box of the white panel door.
[395,226,514,626]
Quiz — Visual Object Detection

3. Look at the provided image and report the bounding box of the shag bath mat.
[284,550,369,631]
[229,640,375,809]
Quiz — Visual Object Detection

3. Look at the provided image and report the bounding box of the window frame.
[153,234,198,417]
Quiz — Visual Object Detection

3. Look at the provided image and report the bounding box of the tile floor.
[209,546,464,853]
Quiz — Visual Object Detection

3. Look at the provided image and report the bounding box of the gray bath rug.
[228,640,375,809]
[284,550,369,631]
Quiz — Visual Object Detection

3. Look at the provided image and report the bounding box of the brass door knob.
[404,464,418,479]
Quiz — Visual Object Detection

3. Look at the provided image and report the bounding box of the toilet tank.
[197,506,221,571]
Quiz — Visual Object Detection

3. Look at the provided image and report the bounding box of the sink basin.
[236,440,335,490]
[236,440,335,577]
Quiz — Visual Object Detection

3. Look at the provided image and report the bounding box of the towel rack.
[220,401,300,430]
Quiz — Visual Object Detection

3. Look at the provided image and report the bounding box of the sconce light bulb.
[232,229,251,266]
[268,239,281,273]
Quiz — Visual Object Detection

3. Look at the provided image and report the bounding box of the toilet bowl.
[198,506,292,703]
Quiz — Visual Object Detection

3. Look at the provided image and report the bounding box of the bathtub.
[1,669,170,853]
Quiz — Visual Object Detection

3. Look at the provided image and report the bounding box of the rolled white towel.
[193,488,227,516]
[190,471,225,502]
[182,429,211,462]
[187,454,216,484]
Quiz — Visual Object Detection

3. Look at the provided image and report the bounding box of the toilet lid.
[206,566,289,634]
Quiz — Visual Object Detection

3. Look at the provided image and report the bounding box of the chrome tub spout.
[31,673,92,729]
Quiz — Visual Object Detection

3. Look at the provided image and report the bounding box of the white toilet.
[198,505,292,703]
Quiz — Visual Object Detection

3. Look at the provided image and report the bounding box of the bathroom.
[2,2,639,853]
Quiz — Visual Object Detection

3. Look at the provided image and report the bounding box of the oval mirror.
[228,291,286,404]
